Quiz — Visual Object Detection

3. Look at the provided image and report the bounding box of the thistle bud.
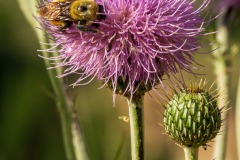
[163,82,222,148]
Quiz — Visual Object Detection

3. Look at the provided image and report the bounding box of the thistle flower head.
[163,80,222,148]
[38,0,211,97]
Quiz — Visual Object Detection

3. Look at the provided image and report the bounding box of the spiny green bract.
[163,87,221,148]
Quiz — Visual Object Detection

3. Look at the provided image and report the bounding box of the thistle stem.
[212,55,230,160]
[18,0,78,158]
[127,95,144,160]
[212,8,231,160]
[18,0,81,157]
[39,37,89,160]
[40,39,76,160]
[236,74,240,160]
[183,147,198,160]
[72,112,89,160]
[17,0,89,157]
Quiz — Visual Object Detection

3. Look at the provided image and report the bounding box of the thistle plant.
[35,0,212,159]
[163,81,222,160]
[37,0,211,98]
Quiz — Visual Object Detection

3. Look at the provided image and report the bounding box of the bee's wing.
[37,3,61,20]
[38,2,73,21]
[57,2,73,21]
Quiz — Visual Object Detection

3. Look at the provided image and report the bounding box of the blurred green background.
[0,0,239,160]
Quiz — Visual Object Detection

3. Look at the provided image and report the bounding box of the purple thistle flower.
[38,0,211,98]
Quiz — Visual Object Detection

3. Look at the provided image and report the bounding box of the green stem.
[236,74,240,160]
[212,56,230,160]
[127,95,144,160]
[39,37,76,160]
[18,1,89,160]
[183,147,198,160]
[212,8,231,160]
[39,32,89,160]
[72,112,89,160]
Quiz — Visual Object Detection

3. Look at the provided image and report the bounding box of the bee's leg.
[76,20,97,33]
[97,5,106,20]
[92,22,100,28]
[107,43,112,52]
[76,20,88,31]
[76,25,98,33]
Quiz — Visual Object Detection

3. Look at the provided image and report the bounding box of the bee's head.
[70,0,99,23]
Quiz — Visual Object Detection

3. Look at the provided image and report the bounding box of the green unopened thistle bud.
[163,82,222,148]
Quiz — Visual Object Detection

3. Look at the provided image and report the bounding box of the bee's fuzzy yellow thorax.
[70,0,99,22]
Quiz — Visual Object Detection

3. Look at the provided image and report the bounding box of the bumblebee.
[37,0,106,32]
